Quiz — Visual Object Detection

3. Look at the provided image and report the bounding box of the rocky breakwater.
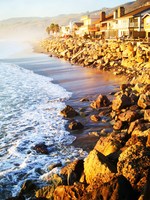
[41,37,150,82]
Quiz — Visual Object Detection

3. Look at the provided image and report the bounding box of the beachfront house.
[142,13,150,41]
[94,4,150,40]
[95,12,115,39]
[115,5,150,39]
[60,25,71,37]
[71,22,84,36]
[79,14,100,36]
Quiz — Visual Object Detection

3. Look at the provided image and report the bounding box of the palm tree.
[49,23,55,33]
[46,26,50,35]
[54,24,60,33]
[46,23,60,36]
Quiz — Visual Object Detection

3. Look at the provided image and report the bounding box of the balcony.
[129,22,138,28]
[88,25,99,32]
[100,26,107,31]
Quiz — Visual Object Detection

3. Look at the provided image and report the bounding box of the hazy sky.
[0,0,134,20]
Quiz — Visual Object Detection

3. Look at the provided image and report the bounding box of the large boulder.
[94,134,122,156]
[90,94,111,109]
[117,143,150,192]
[82,174,137,200]
[84,149,115,184]
[60,105,79,118]
[112,94,132,111]
[33,143,49,154]
[68,120,84,130]
[118,110,139,122]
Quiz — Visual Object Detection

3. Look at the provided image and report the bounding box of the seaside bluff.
[12,37,150,199]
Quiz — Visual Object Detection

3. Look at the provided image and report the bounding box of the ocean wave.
[0,62,87,198]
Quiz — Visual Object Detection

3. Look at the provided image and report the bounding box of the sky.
[0,0,134,20]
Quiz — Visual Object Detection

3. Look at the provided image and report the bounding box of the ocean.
[0,40,123,199]
[0,41,87,199]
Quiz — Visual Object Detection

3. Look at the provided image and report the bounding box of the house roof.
[142,13,150,19]
[119,5,150,18]
[73,22,83,27]
[101,14,113,23]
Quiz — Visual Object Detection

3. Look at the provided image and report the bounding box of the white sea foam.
[0,62,87,199]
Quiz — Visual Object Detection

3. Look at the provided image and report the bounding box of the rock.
[125,134,147,147]
[138,93,150,109]
[90,114,101,122]
[90,94,111,109]
[112,94,132,111]
[134,83,145,93]
[94,134,122,156]
[60,160,84,185]
[132,128,150,138]
[33,143,49,154]
[117,143,150,192]
[19,180,38,198]
[128,119,143,134]
[144,109,150,122]
[48,162,62,171]
[41,173,63,187]
[84,149,116,184]
[88,131,99,137]
[36,174,63,199]
[68,120,84,130]
[36,185,55,199]
[130,93,139,104]
[113,120,123,130]
[143,84,150,93]
[118,110,139,122]
[53,183,85,200]
[120,84,132,91]
[130,105,139,111]
[60,105,79,118]
[83,174,137,200]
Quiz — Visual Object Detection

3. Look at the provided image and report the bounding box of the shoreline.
[11,37,150,199]
[34,40,127,152]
